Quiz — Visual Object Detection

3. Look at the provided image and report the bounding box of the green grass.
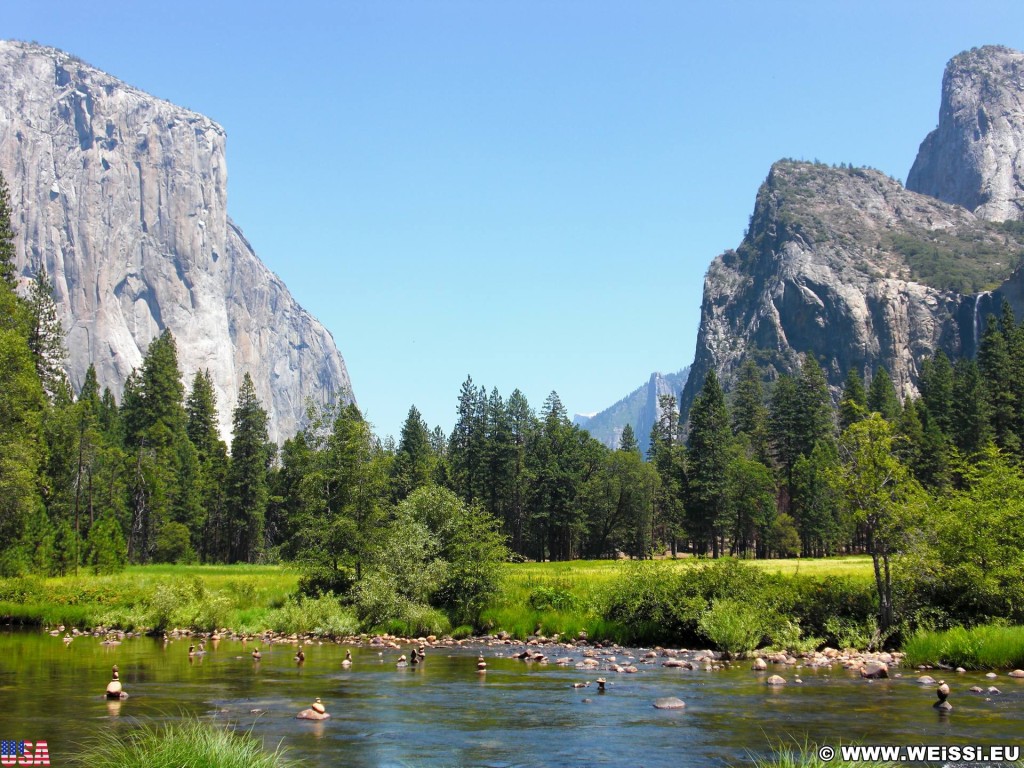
[0,565,299,633]
[745,738,893,768]
[486,557,874,645]
[0,557,876,645]
[903,624,1024,670]
[73,718,295,768]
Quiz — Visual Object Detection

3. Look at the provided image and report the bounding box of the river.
[0,631,1021,766]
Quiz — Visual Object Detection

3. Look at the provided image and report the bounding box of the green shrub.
[698,598,767,656]
[528,584,582,612]
[265,594,359,636]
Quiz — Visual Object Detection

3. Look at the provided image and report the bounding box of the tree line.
[3,165,1024,635]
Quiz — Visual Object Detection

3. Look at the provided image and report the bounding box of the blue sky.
[7,1,1024,440]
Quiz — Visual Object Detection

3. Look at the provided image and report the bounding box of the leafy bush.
[265,594,358,636]
[698,598,767,656]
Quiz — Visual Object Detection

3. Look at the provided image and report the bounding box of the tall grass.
[744,738,892,768]
[74,718,294,768]
[903,624,1024,669]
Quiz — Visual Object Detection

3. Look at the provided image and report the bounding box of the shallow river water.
[0,631,1022,766]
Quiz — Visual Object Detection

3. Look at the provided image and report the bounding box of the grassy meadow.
[2,556,879,648]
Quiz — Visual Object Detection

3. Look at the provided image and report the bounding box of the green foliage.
[153,521,196,564]
[76,717,296,768]
[265,593,359,636]
[882,225,1024,294]
[226,372,272,563]
[697,597,767,656]
[903,624,1024,670]
[147,577,228,632]
[527,584,582,612]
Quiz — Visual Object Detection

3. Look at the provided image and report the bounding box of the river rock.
[766,675,787,686]
[917,675,937,685]
[861,663,889,679]
[653,697,686,710]
[1009,669,1024,678]
[969,686,983,693]
[752,658,768,671]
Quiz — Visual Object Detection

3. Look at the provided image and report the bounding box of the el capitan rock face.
[908,46,1024,222]
[0,40,352,440]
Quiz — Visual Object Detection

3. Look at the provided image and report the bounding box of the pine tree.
[866,366,901,422]
[186,371,229,560]
[686,370,731,557]
[731,358,770,463]
[226,373,271,563]
[648,394,685,555]
[951,358,991,458]
[838,368,867,431]
[618,423,639,454]
[505,389,535,556]
[0,171,16,289]
[391,405,434,501]
[977,311,1020,455]
[25,265,67,400]
[919,351,954,437]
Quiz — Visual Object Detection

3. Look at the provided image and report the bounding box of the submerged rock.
[652,697,686,710]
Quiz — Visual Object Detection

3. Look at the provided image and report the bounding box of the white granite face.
[0,40,353,441]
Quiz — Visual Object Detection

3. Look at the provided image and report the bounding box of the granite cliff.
[908,46,1024,222]
[0,40,353,441]
[681,46,1024,418]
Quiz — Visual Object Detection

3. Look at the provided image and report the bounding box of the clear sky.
[7,1,1024,440]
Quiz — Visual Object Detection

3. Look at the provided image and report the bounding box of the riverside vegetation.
[2,168,1024,659]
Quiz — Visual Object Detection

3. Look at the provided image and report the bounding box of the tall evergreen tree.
[951,358,991,458]
[0,171,16,289]
[731,358,770,463]
[186,370,229,561]
[226,373,271,563]
[838,368,868,431]
[919,351,954,437]
[648,394,686,555]
[391,405,434,501]
[25,266,67,400]
[618,423,639,454]
[866,366,901,422]
[686,371,731,556]
[977,311,1019,455]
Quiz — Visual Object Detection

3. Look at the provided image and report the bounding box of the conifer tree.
[731,358,771,463]
[391,404,434,501]
[0,171,16,289]
[226,373,271,563]
[25,266,67,400]
[686,371,731,556]
[838,368,867,431]
[866,366,901,422]
[0,192,45,573]
[618,423,639,454]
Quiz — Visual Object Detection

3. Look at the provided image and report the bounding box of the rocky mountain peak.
[0,40,354,441]
[681,155,1024,417]
[908,45,1024,222]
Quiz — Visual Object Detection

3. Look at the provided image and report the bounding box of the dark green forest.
[3,171,1024,637]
